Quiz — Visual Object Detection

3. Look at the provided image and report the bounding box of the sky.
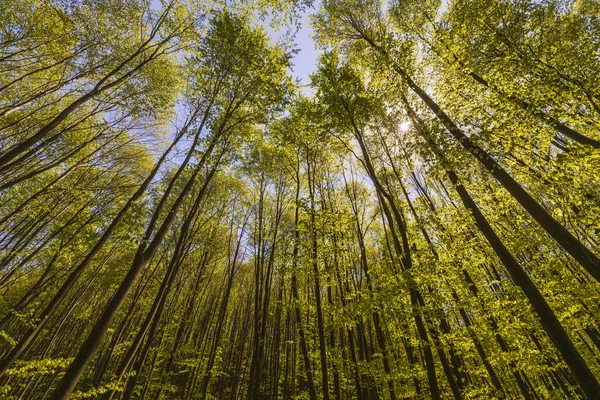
[288,10,320,88]
[148,0,321,93]
[264,3,321,94]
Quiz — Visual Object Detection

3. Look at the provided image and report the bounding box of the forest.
[1,0,599,398]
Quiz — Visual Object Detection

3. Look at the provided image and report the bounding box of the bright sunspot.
[399,121,411,132]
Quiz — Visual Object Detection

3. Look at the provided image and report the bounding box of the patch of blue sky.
[262,1,321,96]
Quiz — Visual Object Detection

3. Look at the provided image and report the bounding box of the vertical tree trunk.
[404,101,600,398]
[306,149,330,400]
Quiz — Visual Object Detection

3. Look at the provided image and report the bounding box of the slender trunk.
[290,160,317,400]
[361,35,600,281]
[0,114,195,376]
[343,106,441,398]
[0,5,175,171]
[49,138,226,399]
[306,150,330,400]
[405,102,600,398]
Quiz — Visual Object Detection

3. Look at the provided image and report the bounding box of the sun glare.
[399,121,411,132]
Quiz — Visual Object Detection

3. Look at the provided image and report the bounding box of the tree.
[1,0,599,399]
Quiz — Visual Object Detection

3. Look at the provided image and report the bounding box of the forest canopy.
[1,0,600,398]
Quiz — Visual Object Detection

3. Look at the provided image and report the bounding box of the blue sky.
[288,10,320,88]
[149,0,321,93]
[263,3,321,94]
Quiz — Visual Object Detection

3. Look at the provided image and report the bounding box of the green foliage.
[0,0,599,399]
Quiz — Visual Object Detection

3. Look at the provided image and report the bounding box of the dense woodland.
[1,0,600,398]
